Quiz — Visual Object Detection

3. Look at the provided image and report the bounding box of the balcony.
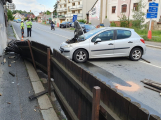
[70,5,83,10]
[58,15,66,19]
[58,0,67,5]
[57,8,67,12]
[70,0,82,3]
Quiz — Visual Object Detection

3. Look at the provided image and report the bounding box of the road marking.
[140,61,161,69]
[35,26,70,39]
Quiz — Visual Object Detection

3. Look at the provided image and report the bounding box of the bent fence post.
[27,40,36,69]
[47,48,51,96]
[91,86,101,120]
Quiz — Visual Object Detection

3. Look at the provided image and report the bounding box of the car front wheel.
[130,48,143,61]
[73,49,88,63]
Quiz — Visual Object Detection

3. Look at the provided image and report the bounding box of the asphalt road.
[12,22,161,117]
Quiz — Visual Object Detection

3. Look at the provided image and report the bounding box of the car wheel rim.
[76,51,86,62]
[132,50,141,60]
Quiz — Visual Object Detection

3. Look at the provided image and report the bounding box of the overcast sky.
[12,0,57,15]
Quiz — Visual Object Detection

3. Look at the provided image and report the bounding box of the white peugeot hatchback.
[60,21,146,63]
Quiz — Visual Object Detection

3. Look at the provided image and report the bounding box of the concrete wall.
[0,1,7,56]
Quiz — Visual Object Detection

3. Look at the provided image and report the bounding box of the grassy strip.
[70,27,75,31]
[134,28,161,42]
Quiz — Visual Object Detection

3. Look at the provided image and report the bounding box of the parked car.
[80,24,96,33]
[16,19,21,23]
[60,22,70,28]
[59,21,146,63]
[71,22,85,28]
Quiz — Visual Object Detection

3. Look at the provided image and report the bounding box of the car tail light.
[140,39,145,44]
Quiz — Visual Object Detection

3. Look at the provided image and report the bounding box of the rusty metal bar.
[91,86,101,120]
[47,48,51,96]
[27,40,36,69]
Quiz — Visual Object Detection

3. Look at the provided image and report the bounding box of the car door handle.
[128,41,133,43]
[108,43,114,45]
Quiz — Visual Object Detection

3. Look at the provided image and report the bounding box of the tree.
[53,2,58,16]
[45,10,51,15]
[7,9,14,21]
[132,0,146,28]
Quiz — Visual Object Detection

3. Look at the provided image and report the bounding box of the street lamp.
[39,4,46,22]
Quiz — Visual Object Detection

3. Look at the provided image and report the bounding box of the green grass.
[70,27,75,31]
[134,28,161,42]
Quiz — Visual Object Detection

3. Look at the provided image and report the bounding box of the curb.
[12,24,20,40]
[145,44,161,49]
[12,23,59,120]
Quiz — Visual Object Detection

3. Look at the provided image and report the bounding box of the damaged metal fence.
[7,40,161,120]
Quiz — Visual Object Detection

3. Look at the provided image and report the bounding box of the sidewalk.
[0,23,43,120]
[145,41,161,49]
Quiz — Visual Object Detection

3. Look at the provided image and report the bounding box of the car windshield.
[84,25,95,30]
[77,28,103,42]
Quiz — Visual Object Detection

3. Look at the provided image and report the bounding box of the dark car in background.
[81,24,96,33]
[60,22,70,28]
[71,22,84,28]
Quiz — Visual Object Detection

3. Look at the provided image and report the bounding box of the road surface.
[12,22,161,117]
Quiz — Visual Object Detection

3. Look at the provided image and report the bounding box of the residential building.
[56,0,97,23]
[89,0,161,27]
[13,13,25,21]
[5,2,16,10]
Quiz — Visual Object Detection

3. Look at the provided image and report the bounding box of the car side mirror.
[94,38,101,44]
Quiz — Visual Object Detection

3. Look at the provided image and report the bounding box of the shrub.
[118,14,129,27]
[111,22,116,27]
[78,19,86,23]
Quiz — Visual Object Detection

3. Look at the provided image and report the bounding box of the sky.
[12,0,57,15]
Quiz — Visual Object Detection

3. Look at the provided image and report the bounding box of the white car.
[60,21,146,63]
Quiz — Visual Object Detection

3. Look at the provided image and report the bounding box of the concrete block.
[41,108,59,120]
[38,95,53,110]
[31,81,45,94]
[25,60,39,81]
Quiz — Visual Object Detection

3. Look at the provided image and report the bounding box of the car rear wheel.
[73,49,88,63]
[130,48,142,61]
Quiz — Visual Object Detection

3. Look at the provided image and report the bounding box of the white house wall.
[107,0,161,23]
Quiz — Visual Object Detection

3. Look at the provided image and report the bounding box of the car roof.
[100,27,134,31]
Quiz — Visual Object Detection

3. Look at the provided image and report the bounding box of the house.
[13,12,25,21]
[88,0,161,28]
[56,0,97,24]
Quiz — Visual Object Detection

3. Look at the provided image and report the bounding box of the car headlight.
[64,45,72,48]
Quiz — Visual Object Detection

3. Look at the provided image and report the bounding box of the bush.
[111,22,116,27]
[78,19,86,23]
[118,14,129,27]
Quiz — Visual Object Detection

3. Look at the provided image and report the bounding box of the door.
[90,30,115,58]
[114,30,133,56]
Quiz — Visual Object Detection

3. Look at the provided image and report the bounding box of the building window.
[133,3,138,11]
[112,6,116,13]
[72,3,75,6]
[78,2,80,5]
[122,4,127,13]
[148,0,152,2]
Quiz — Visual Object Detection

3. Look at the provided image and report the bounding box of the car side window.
[117,30,131,39]
[91,30,114,42]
